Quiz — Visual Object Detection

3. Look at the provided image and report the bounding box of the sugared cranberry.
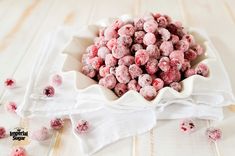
[82,65,96,78]
[127,80,141,92]
[114,83,128,97]
[76,120,89,134]
[129,64,143,79]
[43,86,55,97]
[50,118,64,130]
[4,78,16,89]
[140,86,157,101]
[138,74,152,87]
[143,19,158,33]
[115,65,131,84]
[143,32,156,46]
[135,49,149,66]
[160,41,173,56]
[152,78,164,91]
[145,58,158,75]
[196,63,209,77]
[170,82,182,92]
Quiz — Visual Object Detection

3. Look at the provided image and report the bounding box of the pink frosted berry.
[146,58,158,75]
[143,32,156,45]
[196,63,209,77]
[99,74,117,89]
[91,57,103,70]
[10,147,27,156]
[160,68,181,85]
[135,49,149,66]
[31,127,50,141]
[192,44,204,55]
[82,65,96,78]
[97,47,111,59]
[111,19,124,29]
[185,49,197,61]
[182,34,195,47]
[170,34,180,44]
[181,59,191,72]
[110,67,116,75]
[94,36,107,48]
[140,86,157,101]
[6,101,17,113]
[76,120,89,134]
[115,65,131,84]
[158,28,171,41]
[114,83,128,97]
[86,45,98,58]
[143,20,158,33]
[50,118,64,130]
[134,18,145,30]
[160,41,174,56]
[104,27,118,40]
[156,16,168,27]
[106,38,117,50]
[117,36,133,47]
[169,50,184,64]
[118,55,135,66]
[127,80,141,92]
[4,78,16,89]
[206,127,222,142]
[0,127,6,139]
[180,119,196,133]
[175,39,189,52]
[158,57,171,72]
[134,31,145,44]
[118,24,135,36]
[112,45,130,59]
[43,86,55,97]
[131,44,143,54]
[105,54,117,67]
[99,66,110,77]
[129,64,143,79]
[152,78,164,91]
[170,82,182,92]
[184,68,196,78]
[138,74,152,87]
[146,45,160,59]
[50,74,63,87]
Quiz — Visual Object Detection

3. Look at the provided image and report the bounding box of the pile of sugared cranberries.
[81,13,209,101]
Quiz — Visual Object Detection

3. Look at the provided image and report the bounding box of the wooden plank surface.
[0,0,235,156]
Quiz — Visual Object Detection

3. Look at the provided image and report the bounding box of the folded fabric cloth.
[16,26,235,155]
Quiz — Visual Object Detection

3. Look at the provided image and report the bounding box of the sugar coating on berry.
[138,74,152,87]
[160,41,173,56]
[0,127,6,139]
[104,27,118,40]
[184,68,196,78]
[140,86,157,101]
[175,39,189,52]
[152,78,164,91]
[115,65,131,84]
[76,120,89,134]
[91,57,103,70]
[4,78,16,89]
[146,58,158,75]
[158,57,170,72]
[10,147,27,156]
[128,80,141,92]
[129,64,143,79]
[134,31,145,44]
[50,118,64,130]
[99,74,117,89]
[131,44,143,54]
[118,24,135,36]
[112,45,130,59]
[117,36,133,47]
[6,101,17,113]
[158,28,171,41]
[143,20,158,33]
[97,47,111,59]
[99,66,110,77]
[43,86,55,97]
[185,49,197,61]
[180,119,196,133]
[135,49,149,66]
[86,45,98,58]
[106,38,117,50]
[105,54,117,67]
[146,45,160,59]
[134,18,145,30]
[170,82,182,92]
[114,83,128,97]
[206,127,222,142]
[196,63,209,77]
[82,65,96,78]
[118,55,135,67]
[143,32,156,45]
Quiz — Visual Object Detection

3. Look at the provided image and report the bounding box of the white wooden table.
[0,0,235,156]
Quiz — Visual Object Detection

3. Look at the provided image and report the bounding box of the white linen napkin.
[16,27,235,155]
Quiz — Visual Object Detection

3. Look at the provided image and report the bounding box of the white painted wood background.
[0,0,235,156]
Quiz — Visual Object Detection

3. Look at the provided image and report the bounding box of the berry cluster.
[81,13,209,100]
